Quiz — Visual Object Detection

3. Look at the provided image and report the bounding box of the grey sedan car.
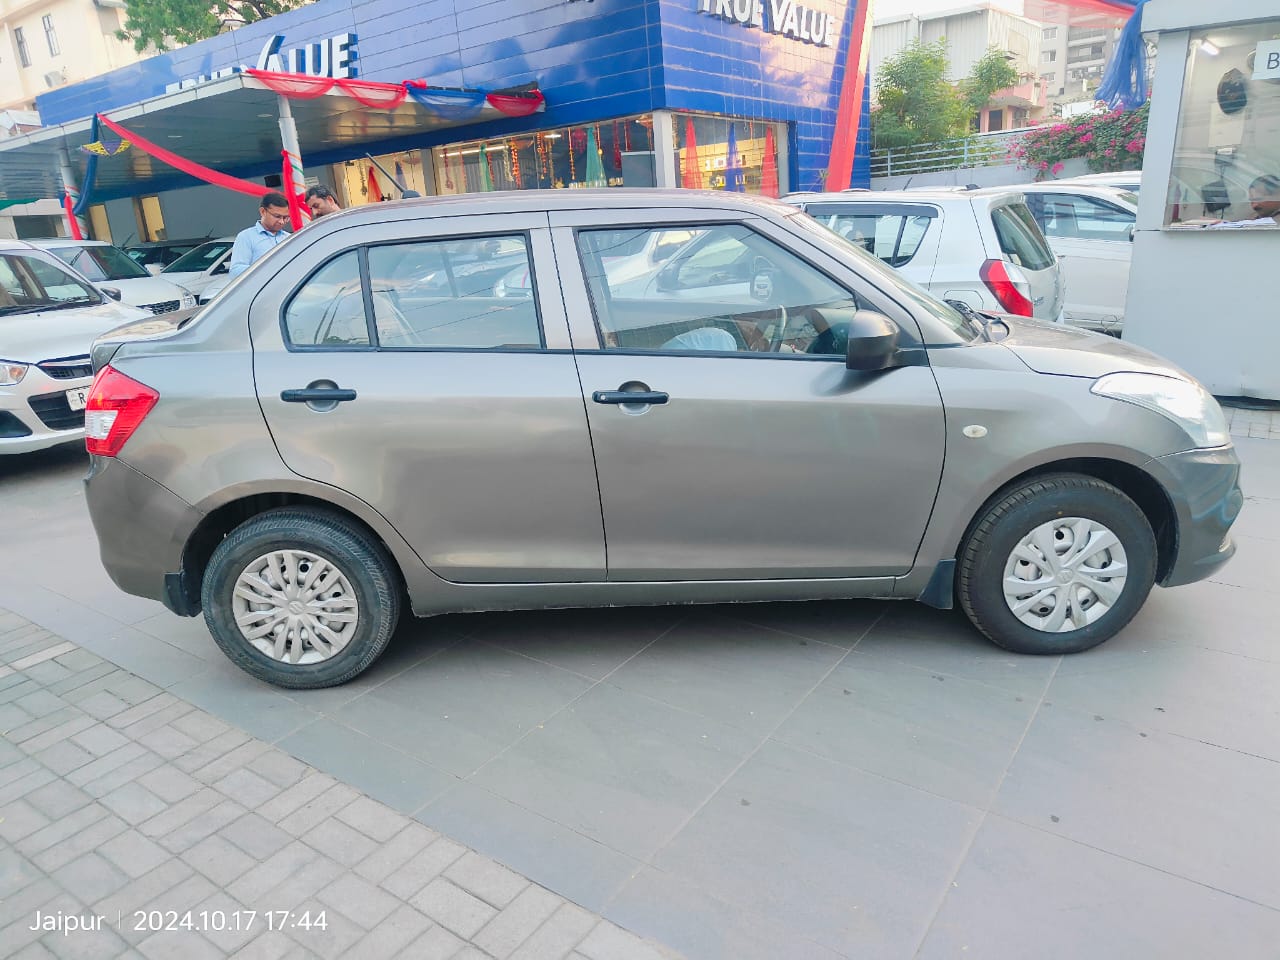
[83,190,1241,688]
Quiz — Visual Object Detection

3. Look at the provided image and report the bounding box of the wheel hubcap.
[231,550,360,664]
[1002,517,1128,633]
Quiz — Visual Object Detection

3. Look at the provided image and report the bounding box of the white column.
[651,109,678,188]
[277,94,303,168]
[57,146,88,238]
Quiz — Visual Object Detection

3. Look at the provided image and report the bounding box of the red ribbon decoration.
[485,91,545,117]
[97,113,270,198]
[245,69,410,109]
[62,194,83,240]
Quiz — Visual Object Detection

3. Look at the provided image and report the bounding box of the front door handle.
[281,387,357,403]
[592,390,669,405]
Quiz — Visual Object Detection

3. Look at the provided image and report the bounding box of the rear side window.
[1024,193,1135,241]
[803,204,935,267]
[282,236,543,351]
[990,203,1055,271]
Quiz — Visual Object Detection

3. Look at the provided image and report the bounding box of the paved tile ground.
[1223,403,1280,440]
[0,612,682,960]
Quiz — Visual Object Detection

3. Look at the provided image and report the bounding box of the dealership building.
[0,0,871,243]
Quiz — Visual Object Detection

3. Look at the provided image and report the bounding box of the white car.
[494,228,695,298]
[783,189,1065,322]
[1052,171,1143,194]
[1018,182,1138,336]
[160,238,234,301]
[0,242,150,454]
[29,239,196,315]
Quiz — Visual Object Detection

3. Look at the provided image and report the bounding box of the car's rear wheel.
[957,474,1156,655]
[201,508,401,688]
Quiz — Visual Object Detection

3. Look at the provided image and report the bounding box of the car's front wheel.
[957,475,1157,655]
[201,508,401,688]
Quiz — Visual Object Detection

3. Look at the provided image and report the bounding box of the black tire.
[957,474,1156,655]
[201,507,401,688]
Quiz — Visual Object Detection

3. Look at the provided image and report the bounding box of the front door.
[553,216,947,581]
[250,215,605,583]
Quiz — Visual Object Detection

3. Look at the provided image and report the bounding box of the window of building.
[1042,72,1056,83]
[1166,20,1280,228]
[574,223,857,356]
[433,115,661,194]
[1042,49,1057,63]
[674,113,787,195]
[1043,27,1058,40]
[14,28,31,68]
[42,15,59,57]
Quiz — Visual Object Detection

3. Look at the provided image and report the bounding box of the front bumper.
[85,454,202,607]
[1148,444,1243,588]
[1,376,91,455]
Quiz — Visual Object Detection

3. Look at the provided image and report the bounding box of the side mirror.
[1127,224,1136,242]
[844,310,901,371]
[101,287,122,301]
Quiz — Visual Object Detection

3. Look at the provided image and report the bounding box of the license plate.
[65,386,90,411]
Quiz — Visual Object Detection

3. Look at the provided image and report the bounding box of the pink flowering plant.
[1009,102,1149,177]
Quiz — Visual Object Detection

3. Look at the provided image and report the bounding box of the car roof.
[782,187,1023,204]
[25,237,110,247]
[129,237,212,248]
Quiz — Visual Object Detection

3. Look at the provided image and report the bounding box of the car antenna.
[364,154,416,198]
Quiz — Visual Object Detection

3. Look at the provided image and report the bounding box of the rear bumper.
[1148,444,1243,588]
[85,455,202,609]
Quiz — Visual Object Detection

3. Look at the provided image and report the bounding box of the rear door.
[249,213,606,583]
[1024,191,1134,333]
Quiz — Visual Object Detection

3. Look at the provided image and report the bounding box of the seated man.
[661,326,739,352]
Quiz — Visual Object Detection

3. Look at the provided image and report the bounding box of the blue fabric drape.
[403,86,488,121]
[72,114,99,217]
[1096,0,1149,111]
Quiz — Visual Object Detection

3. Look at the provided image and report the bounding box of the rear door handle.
[592,390,669,405]
[281,388,357,403]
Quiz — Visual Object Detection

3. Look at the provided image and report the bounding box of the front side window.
[991,204,1056,270]
[164,241,234,274]
[1026,193,1134,241]
[0,254,99,314]
[575,223,859,356]
[1166,21,1280,228]
[802,204,935,266]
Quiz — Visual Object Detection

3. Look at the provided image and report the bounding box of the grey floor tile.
[463,606,682,680]
[773,650,1039,806]
[277,718,456,815]
[419,780,642,914]
[607,866,848,960]
[470,684,760,862]
[1235,494,1280,542]
[129,612,222,663]
[1123,579,1279,663]
[1207,533,1278,596]
[916,815,1280,960]
[993,703,1280,909]
[330,643,594,778]
[605,615,848,735]
[704,598,892,648]
[167,664,322,744]
[853,604,1061,697]
[652,740,982,959]
[1048,640,1280,762]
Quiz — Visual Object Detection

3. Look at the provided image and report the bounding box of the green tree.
[872,39,969,151]
[117,0,310,53]
[872,41,1022,151]
[961,48,1020,115]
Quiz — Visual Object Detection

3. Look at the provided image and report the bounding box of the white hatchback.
[783,189,1065,322]
[0,242,150,454]
[29,239,196,316]
[160,237,235,301]
[1018,182,1138,336]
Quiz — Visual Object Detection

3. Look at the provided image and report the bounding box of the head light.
[0,361,29,385]
[1091,372,1229,449]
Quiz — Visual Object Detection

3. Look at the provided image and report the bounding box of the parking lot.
[3,430,1279,960]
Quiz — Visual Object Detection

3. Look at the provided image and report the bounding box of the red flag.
[367,166,384,203]
[681,117,703,190]
[761,127,779,198]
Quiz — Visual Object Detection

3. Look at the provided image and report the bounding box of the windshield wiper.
[0,304,33,316]
[944,299,1011,343]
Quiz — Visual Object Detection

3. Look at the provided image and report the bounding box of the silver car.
[83,191,1241,688]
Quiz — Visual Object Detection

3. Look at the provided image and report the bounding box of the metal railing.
[869,129,1029,178]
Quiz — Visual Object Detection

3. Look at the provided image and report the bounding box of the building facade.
[13,0,872,242]
[1,0,147,112]
[871,4,1047,133]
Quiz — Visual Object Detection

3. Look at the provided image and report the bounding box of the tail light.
[84,366,159,457]
[979,259,1034,317]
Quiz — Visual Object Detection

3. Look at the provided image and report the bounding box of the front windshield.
[784,208,973,338]
[51,245,149,281]
[0,253,101,314]
[165,241,233,274]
